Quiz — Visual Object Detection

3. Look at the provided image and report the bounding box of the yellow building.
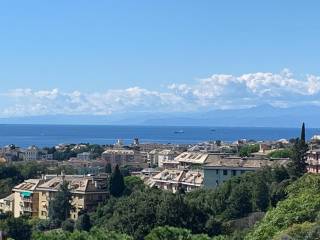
[11,174,108,220]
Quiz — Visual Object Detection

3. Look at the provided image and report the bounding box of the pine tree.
[109,164,125,197]
[48,181,72,223]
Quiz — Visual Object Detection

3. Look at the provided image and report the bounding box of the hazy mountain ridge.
[0,105,319,127]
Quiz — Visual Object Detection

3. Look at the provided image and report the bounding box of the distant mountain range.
[0,105,319,128]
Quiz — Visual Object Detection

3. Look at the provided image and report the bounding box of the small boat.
[210,129,216,132]
[174,130,184,134]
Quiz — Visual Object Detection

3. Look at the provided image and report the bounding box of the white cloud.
[1,69,320,117]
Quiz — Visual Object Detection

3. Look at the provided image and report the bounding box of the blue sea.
[0,124,318,148]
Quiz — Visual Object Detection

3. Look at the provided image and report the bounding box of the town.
[1,130,320,221]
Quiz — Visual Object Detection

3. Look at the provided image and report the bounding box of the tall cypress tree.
[301,122,306,143]
[288,123,308,178]
[109,165,125,197]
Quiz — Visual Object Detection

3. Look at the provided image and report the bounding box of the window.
[232,170,237,176]
[223,170,228,175]
[216,180,219,186]
[216,169,219,174]
[241,170,246,174]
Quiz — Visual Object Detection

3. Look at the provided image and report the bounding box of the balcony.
[22,206,32,212]
[22,197,32,203]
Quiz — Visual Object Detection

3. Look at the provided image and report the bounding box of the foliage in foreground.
[32,228,133,240]
[92,166,290,239]
[246,174,320,239]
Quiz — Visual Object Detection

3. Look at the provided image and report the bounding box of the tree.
[301,122,306,143]
[145,226,212,240]
[105,163,112,174]
[109,165,125,197]
[225,184,252,219]
[239,144,259,157]
[124,176,144,194]
[5,217,32,240]
[288,138,308,178]
[75,213,92,232]
[48,181,72,223]
[252,176,269,211]
[61,219,75,232]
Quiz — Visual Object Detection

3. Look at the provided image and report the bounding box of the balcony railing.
[22,197,32,203]
[22,206,32,212]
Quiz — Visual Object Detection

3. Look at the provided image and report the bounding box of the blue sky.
[0,1,320,117]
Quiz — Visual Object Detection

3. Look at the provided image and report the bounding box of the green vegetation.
[246,174,320,240]
[267,149,293,158]
[75,213,92,232]
[4,217,32,240]
[239,144,259,157]
[109,164,125,197]
[1,123,316,240]
[44,144,105,161]
[145,226,212,240]
[48,181,72,224]
[0,161,70,198]
[91,166,290,240]
[32,228,133,240]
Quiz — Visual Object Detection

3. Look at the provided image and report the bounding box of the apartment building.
[77,152,92,161]
[146,169,203,193]
[158,150,180,168]
[22,146,40,161]
[175,152,209,167]
[307,149,320,173]
[11,174,108,220]
[203,157,289,188]
[102,149,135,166]
[36,174,108,219]
[0,194,14,214]
[12,179,44,218]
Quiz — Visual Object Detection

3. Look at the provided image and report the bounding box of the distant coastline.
[0,124,318,148]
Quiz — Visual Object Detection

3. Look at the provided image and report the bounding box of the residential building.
[1,145,21,162]
[11,174,108,220]
[158,149,180,168]
[37,174,108,219]
[203,157,289,188]
[148,149,160,166]
[22,146,40,161]
[102,149,135,167]
[12,179,44,218]
[77,152,92,161]
[146,169,203,193]
[0,194,14,214]
[175,152,209,167]
[307,149,320,173]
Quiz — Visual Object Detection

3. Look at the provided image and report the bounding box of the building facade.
[11,174,108,220]
[146,169,203,193]
[203,157,289,188]
[307,149,320,173]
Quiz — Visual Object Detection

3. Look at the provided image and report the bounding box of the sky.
[0,1,320,118]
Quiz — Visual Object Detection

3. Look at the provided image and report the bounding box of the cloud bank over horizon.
[1,69,320,117]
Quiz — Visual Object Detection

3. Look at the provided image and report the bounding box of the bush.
[75,213,91,232]
[61,219,75,232]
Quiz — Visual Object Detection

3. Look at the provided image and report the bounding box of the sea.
[0,124,318,148]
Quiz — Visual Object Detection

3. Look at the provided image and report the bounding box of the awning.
[21,192,32,197]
